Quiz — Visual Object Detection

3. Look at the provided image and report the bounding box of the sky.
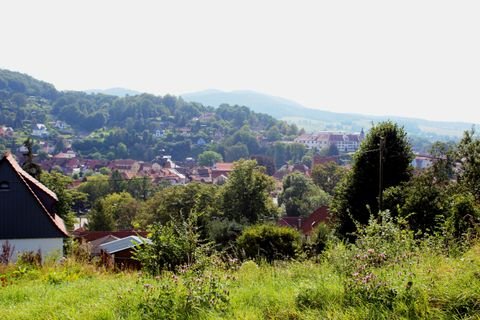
[1,0,480,124]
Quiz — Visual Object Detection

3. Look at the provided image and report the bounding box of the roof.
[99,235,151,254]
[213,162,234,171]
[5,153,58,201]
[72,230,149,242]
[0,152,68,237]
[278,206,330,235]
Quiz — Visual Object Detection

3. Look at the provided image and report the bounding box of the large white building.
[294,130,365,153]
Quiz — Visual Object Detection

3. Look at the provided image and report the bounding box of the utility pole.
[378,136,385,211]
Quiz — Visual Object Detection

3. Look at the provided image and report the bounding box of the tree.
[78,174,111,203]
[331,121,413,237]
[236,224,301,262]
[220,159,278,224]
[320,144,339,156]
[40,171,87,230]
[109,170,126,193]
[456,129,480,201]
[137,183,219,232]
[88,192,139,231]
[198,150,223,167]
[225,143,249,162]
[278,172,330,217]
[311,161,347,195]
[21,138,42,180]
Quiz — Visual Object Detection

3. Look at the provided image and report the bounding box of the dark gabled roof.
[0,152,68,238]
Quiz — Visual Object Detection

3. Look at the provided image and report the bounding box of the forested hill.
[183,89,477,138]
[0,69,300,162]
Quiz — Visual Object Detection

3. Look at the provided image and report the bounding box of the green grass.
[1,243,480,319]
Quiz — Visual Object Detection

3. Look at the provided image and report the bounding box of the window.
[0,181,10,191]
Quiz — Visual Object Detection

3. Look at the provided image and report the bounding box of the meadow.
[1,236,479,320]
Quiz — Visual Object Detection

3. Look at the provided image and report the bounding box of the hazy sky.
[1,0,479,123]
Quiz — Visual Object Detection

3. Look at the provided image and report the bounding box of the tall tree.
[456,129,480,201]
[220,159,278,224]
[88,192,139,231]
[40,171,87,230]
[198,150,223,167]
[331,121,413,237]
[21,138,42,180]
[278,172,330,217]
[311,161,347,195]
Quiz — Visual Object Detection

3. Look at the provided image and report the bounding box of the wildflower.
[143,283,153,290]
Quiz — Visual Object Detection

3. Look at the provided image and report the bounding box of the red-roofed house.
[212,162,234,179]
[278,206,330,235]
[0,152,68,261]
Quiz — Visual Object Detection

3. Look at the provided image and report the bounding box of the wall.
[0,238,64,262]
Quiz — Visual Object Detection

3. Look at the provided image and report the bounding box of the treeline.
[0,69,305,165]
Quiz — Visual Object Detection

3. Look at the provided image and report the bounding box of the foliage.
[21,138,43,179]
[332,121,413,238]
[197,150,223,167]
[138,268,230,319]
[87,192,139,231]
[278,172,331,217]
[77,174,111,203]
[236,224,301,262]
[311,161,347,195]
[1,238,480,319]
[220,160,278,224]
[444,192,480,241]
[137,183,219,232]
[40,171,87,230]
[0,241,15,265]
[303,223,334,256]
[134,216,208,275]
[206,218,244,249]
[456,129,480,201]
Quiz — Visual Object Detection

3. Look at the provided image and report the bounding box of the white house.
[32,124,49,137]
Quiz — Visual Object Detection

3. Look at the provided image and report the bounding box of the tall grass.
[1,240,479,319]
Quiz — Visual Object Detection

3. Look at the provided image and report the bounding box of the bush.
[17,250,42,267]
[303,223,333,257]
[135,215,213,275]
[236,224,301,262]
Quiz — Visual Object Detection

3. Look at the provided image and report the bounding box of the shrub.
[17,250,42,267]
[303,222,333,256]
[138,268,230,319]
[236,224,301,262]
[135,215,212,275]
[0,241,15,265]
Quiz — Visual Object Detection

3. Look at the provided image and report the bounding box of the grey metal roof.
[99,235,151,254]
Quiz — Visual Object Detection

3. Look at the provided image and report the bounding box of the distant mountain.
[85,87,141,97]
[182,89,478,138]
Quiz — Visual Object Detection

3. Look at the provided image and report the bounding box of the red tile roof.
[278,206,330,235]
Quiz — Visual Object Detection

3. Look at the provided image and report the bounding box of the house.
[0,152,68,261]
[278,206,330,235]
[273,163,310,181]
[211,162,234,179]
[32,124,49,137]
[108,159,141,174]
[294,130,364,153]
[412,154,436,170]
[53,150,77,160]
[155,129,164,138]
[0,126,14,138]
